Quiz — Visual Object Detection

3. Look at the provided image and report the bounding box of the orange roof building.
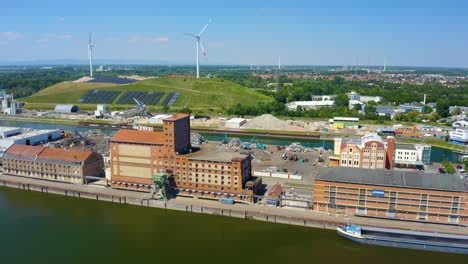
[3,144,105,184]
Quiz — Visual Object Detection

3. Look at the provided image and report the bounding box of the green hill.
[21,78,272,110]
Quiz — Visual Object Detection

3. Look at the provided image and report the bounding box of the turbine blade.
[198,23,209,36]
[89,32,92,45]
[184,32,196,38]
[199,41,206,57]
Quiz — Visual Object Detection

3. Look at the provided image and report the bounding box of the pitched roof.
[39,148,93,163]
[316,167,467,192]
[111,129,164,145]
[163,113,189,121]
[5,144,45,157]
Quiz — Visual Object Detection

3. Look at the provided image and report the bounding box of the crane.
[241,136,256,149]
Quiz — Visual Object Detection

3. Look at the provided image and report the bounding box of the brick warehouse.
[314,167,468,225]
[110,114,259,199]
[3,144,105,184]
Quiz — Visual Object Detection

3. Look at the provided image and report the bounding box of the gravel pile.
[243,114,304,131]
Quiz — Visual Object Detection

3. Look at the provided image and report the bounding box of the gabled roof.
[111,129,164,145]
[5,144,45,157]
[39,148,93,163]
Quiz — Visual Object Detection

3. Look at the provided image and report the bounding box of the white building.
[148,114,173,124]
[225,118,246,129]
[0,90,22,115]
[394,144,431,168]
[286,100,334,110]
[0,127,22,139]
[452,120,468,128]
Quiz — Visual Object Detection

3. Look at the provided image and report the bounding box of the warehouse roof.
[5,144,45,158]
[111,130,164,145]
[316,167,467,192]
[186,147,248,162]
[54,104,79,113]
[39,148,93,163]
[163,113,189,121]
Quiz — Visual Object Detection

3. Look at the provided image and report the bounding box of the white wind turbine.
[88,32,94,77]
[185,21,210,78]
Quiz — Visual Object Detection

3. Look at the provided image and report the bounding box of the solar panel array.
[78,90,121,104]
[167,92,180,106]
[116,91,164,105]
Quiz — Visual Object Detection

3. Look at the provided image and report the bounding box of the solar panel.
[78,90,121,104]
[116,91,164,105]
[161,92,174,106]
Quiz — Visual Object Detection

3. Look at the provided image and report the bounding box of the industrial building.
[0,128,62,162]
[330,117,360,129]
[54,104,79,113]
[110,113,259,200]
[225,118,246,129]
[333,133,395,170]
[3,144,105,184]
[0,90,22,115]
[314,167,468,225]
[286,100,334,111]
[0,127,22,139]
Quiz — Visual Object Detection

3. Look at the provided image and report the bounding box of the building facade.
[334,133,395,170]
[314,167,468,225]
[2,144,105,184]
[110,114,257,199]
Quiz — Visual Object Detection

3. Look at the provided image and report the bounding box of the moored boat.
[337,224,468,254]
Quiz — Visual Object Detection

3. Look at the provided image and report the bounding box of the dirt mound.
[243,114,304,131]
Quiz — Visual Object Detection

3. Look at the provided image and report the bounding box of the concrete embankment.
[1,174,467,235]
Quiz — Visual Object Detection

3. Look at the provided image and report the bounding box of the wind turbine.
[185,21,210,78]
[88,32,94,77]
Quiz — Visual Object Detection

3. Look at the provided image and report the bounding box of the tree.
[423,105,433,114]
[181,106,192,114]
[436,98,450,118]
[334,93,349,108]
[452,106,462,116]
[162,105,170,113]
[464,157,468,169]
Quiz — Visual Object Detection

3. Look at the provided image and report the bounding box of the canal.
[1,186,467,263]
[0,119,461,163]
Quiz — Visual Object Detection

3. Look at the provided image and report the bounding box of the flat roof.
[7,129,60,141]
[111,129,164,145]
[0,127,21,132]
[396,144,416,151]
[333,117,359,121]
[316,167,467,193]
[185,147,248,162]
[163,113,189,121]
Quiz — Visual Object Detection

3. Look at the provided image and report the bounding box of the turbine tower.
[185,21,210,78]
[88,33,94,77]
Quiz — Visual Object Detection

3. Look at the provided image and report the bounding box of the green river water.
[1,187,467,264]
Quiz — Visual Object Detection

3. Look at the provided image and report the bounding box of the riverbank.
[1,174,466,236]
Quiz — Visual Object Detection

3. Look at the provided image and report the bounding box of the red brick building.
[110,114,258,199]
[314,167,468,225]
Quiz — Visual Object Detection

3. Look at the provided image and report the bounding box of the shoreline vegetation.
[0,115,465,152]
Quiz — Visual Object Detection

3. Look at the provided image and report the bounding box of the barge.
[337,224,468,254]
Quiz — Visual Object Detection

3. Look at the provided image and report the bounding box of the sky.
[1,0,468,67]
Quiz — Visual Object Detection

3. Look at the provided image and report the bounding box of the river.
[0,119,461,163]
[0,187,466,263]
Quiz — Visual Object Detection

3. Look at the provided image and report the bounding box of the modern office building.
[110,114,259,200]
[3,144,105,184]
[314,167,468,225]
[394,144,431,168]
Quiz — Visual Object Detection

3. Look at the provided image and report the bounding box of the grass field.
[21,78,272,110]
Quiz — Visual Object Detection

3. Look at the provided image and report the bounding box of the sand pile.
[73,76,94,83]
[243,114,305,131]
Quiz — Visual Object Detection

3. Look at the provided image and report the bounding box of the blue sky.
[1,0,468,67]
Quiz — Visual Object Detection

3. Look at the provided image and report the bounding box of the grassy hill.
[21,78,272,111]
